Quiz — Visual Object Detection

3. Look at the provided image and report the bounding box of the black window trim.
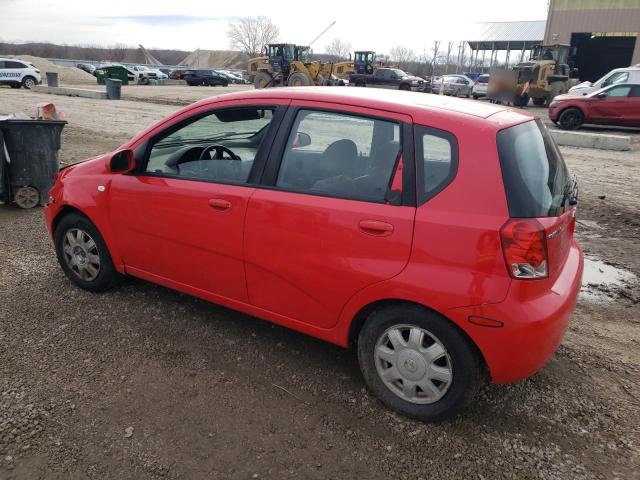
[414,124,459,206]
[260,105,416,207]
[133,104,286,187]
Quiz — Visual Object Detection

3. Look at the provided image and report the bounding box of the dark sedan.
[549,84,640,130]
[183,70,229,87]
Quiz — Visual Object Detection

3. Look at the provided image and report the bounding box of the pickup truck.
[348,68,428,91]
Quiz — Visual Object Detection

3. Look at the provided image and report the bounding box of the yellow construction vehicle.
[247,43,329,88]
[513,44,579,106]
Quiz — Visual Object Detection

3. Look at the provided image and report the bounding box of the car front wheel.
[22,76,36,89]
[54,213,122,292]
[357,304,482,421]
[558,107,584,130]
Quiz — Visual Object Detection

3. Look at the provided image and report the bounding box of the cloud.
[102,15,241,27]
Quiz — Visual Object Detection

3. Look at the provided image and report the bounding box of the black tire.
[21,76,37,89]
[399,83,411,91]
[9,83,21,89]
[472,94,478,100]
[357,304,482,422]
[532,97,546,106]
[54,212,122,293]
[355,80,365,87]
[287,72,313,87]
[254,71,272,89]
[558,107,584,130]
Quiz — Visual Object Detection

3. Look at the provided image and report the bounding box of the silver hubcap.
[375,324,453,404]
[24,78,34,88]
[62,228,101,281]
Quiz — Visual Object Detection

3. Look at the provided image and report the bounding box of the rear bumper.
[447,242,583,384]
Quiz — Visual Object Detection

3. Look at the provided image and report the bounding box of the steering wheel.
[200,144,241,161]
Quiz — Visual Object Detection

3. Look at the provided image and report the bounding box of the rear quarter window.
[497,119,570,217]
[415,125,458,204]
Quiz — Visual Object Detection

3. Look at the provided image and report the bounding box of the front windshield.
[391,69,407,77]
[297,47,310,62]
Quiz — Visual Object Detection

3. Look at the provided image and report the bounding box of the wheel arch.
[51,203,125,274]
[346,298,488,373]
[52,204,91,236]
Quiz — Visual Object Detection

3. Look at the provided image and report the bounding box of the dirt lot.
[0,86,639,480]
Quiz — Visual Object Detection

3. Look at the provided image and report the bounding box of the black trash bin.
[105,78,122,100]
[0,120,67,208]
[46,72,59,87]
[0,130,9,204]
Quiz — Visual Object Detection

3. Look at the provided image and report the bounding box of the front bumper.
[548,104,562,121]
[447,242,583,383]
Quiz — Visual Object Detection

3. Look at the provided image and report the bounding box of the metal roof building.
[466,21,546,51]
[464,21,546,69]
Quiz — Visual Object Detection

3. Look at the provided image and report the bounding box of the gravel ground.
[0,86,639,480]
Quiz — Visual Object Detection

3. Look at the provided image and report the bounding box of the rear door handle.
[208,198,232,211]
[358,219,394,236]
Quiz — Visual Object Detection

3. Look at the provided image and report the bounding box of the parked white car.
[569,67,640,95]
[129,65,167,80]
[472,74,490,99]
[0,57,41,89]
[432,75,473,97]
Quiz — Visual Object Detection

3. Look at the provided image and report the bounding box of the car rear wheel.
[54,213,122,292]
[10,83,21,89]
[472,94,478,100]
[532,97,546,106]
[558,107,584,130]
[357,304,482,422]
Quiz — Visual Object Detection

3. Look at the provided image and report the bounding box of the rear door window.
[497,120,570,217]
[275,109,401,203]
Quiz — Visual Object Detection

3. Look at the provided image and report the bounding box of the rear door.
[244,103,416,329]
[628,86,640,124]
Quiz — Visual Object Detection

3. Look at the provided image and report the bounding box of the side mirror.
[596,92,607,99]
[292,132,311,148]
[109,149,136,173]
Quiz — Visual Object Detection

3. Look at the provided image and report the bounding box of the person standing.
[519,80,530,108]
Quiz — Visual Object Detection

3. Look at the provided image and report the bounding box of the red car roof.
[193,87,536,128]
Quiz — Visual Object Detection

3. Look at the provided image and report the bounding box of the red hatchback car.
[549,83,640,130]
[44,88,583,421]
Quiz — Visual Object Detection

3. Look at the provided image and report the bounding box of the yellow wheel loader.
[513,44,579,106]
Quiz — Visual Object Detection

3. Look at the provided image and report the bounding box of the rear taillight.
[500,219,548,279]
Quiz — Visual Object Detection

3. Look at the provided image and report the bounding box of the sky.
[0,0,550,54]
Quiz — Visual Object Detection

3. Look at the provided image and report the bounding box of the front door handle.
[208,198,232,211]
[358,219,394,236]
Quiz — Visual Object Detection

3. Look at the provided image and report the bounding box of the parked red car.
[549,83,640,130]
[44,88,583,421]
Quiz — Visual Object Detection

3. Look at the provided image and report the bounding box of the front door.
[588,84,633,123]
[244,103,416,329]
[109,102,285,302]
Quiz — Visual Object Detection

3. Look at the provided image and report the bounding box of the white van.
[0,58,42,89]
[569,67,640,95]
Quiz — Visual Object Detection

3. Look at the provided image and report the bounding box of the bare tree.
[325,37,351,61]
[389,46,416,67]
[227,16,280,57]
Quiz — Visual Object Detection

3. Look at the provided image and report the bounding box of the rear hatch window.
[497,119,570,218]
[497,119,576,278]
